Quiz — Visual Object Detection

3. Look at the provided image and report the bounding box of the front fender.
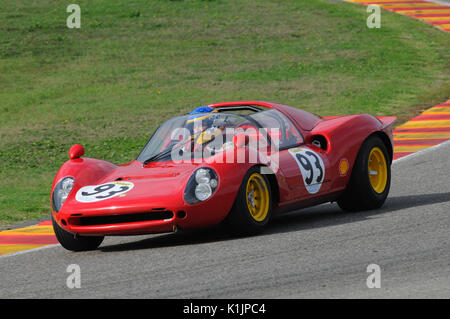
[52,157,117,192]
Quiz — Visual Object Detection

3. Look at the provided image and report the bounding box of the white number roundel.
[288,147,325,194]
[75,181,134,203]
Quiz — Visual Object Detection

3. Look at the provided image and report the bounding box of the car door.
[251,109,333,202]
[279,144,332,198]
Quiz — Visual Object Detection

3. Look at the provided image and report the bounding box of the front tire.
[337,135,391,212]
[52,215,104,251]
[224,166,272,234]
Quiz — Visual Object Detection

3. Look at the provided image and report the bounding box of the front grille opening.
[70,211,174,226]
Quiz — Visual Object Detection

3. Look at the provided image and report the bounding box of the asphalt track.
[1,141,449,298]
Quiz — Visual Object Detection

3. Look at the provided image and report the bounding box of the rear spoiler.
[322,115,396,128]
[376,116,397,128]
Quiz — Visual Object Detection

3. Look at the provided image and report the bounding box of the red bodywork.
[51,101,395,236]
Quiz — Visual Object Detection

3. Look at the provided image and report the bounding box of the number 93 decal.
[288,147,325,194]
[75,181,134,203]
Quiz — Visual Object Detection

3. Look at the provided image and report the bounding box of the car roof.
[207,101,322,131]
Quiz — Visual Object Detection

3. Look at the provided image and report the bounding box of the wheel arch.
[251,164,280,208]
[365,131,393,164]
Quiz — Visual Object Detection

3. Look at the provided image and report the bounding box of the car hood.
[99,160,195,182]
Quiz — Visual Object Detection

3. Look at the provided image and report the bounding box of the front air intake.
[70,211,174,226]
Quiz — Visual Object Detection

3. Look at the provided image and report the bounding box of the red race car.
[51,101,396,251]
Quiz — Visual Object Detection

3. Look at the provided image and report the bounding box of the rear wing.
[322,115,396,129]
[376,116,397,129]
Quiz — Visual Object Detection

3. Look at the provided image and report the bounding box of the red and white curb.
[393,99,450,160]
[347,0,450,32]
[0,220,58,257]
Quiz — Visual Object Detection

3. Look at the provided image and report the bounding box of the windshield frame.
[136,109,304,163]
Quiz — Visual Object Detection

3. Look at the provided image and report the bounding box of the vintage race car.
[51,101,396,251]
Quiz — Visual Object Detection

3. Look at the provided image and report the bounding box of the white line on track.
[393,139,450,164]
[0,244,60,259]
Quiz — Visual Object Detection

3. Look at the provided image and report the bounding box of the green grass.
[0,0,449,226]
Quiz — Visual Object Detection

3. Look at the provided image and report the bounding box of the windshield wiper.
[142,131,205,165]
[142,136,192,165]
[142,148,174,165]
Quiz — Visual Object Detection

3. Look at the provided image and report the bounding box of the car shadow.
[99,191,450,253]
[266,191,450,234]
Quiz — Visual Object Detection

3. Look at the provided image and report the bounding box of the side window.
[251,110,303,149]
[274,111,303,148]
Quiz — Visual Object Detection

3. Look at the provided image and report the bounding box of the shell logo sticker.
[339,158,349,176]
[288,147,325,194]
[75,181,134,203]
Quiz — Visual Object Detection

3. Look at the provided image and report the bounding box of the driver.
[186,106,222,145]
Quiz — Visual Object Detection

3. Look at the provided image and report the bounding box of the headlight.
[195,183,212,201]
[184,168,218,204]
[195,168,211,184]
[52,177,74,212]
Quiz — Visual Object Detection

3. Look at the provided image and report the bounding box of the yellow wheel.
[337,136,391,212]
[368,147,388,194]
[225,167,272,234]
[246,173,270,222]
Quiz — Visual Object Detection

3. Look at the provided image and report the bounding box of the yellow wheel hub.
[368,147,388,194]
[246,173,270,222]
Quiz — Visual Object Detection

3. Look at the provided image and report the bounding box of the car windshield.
[137,109,303,163]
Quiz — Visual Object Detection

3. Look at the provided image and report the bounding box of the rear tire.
[224,166,272,235]
[52,215,104,252]
[337,135,391,212]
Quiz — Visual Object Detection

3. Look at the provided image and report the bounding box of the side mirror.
[69,144,85,159]
[233,134,249,148]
